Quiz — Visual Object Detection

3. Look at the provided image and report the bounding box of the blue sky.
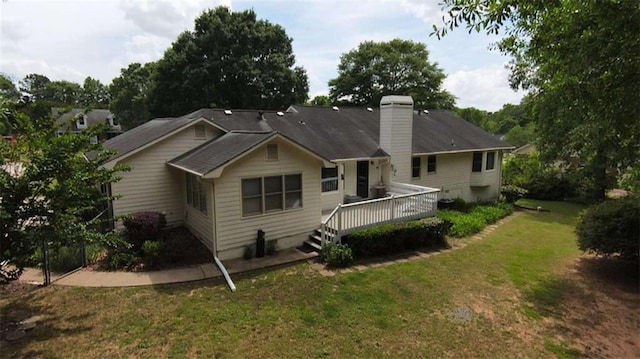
[0,0,524,111]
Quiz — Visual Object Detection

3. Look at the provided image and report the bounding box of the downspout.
[210,180,236,292]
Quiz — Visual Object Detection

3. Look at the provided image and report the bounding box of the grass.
[1,200,604,357]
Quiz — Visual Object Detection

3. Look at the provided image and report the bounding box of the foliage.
[307,95,332,106]
[141,240,165,268]
[328,39,455,109]
[109,62,156,130]
[320,242,354,268]
[266,240,278,256]
[122,211,167,252]
[501,185,528,203]
[80,77,110,107]
[575,197,639,260]
[243,245,254,260]
[107,251,138,270]
[504,122,535,148]
[435,0,640,200]
[0,100,126,280]
[438,203,513,237]
[455,103,535,146]
[503,153,576,200]
[344,217,450,257]
[150,6,308,117]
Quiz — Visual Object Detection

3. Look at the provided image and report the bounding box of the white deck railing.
[320,183,440,246]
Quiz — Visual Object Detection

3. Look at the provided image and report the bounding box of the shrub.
[321,243,354,268]
[576,197,640,260]
[501,185,528,203]
[266,240,278,255]
[122,212,166,252]
[141,240,165,268]
[438,203,513,237]
[107,251,138,270]
[344,218,451,257]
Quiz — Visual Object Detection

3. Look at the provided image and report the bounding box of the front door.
[356,160,369,198]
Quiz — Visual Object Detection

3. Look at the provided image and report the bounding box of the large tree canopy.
[149,6,309,117]
[436,0,640,199]
[328,39,455,109]
[109,62,156,130]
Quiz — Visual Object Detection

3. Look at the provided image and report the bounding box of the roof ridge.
[228,130,275,134]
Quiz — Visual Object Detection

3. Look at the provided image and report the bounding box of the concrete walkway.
[21,248,317,288]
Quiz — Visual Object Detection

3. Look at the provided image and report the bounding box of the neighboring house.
[98,96,513,260]
[54,108,123,142]
[512,143,536,156]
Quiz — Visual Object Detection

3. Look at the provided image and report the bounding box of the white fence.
[320,183,439,246]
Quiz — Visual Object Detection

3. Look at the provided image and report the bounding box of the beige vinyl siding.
[111,124,223,228]
[184,178,214,251]
[410,152,502,202]
[213,138,322,259]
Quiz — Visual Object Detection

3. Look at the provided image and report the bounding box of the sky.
[0,0,524,111]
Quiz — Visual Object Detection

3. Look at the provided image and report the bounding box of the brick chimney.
[379,95,414,183]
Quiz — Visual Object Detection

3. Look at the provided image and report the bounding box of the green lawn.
[2,200,635,358]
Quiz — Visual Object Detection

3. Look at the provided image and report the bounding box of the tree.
[308,95,332,107]
[0,73,20,102]
[435,0,640,199]
[0,102,126,282]
[149,6,309,117]
[43,80,82,105]
[328,39,455,109]
[80,77,110,107]
[19,73,51,103]
[109,62,156,130]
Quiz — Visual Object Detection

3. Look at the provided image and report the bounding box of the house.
[99,96,513,260]
[512,143,536,156]
[55,108,123,142]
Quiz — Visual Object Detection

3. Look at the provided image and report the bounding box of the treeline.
[454,102,535,148]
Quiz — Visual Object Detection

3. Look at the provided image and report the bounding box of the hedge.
[438,202,513,237]
[343,217,451,257]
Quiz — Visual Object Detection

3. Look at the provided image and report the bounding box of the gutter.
[214,256,236,292]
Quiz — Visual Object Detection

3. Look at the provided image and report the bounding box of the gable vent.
[266,144,278,161]
[194,124,206,139]
[224,109,232,115]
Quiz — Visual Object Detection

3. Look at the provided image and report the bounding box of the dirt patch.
[549,255,639,358]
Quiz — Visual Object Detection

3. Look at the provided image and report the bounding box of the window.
[194,124,206,139]
[485,151,496,170]
[242,174,302,217]
[76,114,87,129]
[472,152,483,172]
[321,167,338,192]
[266,144,279,161]
[108,116,119,127]
[186,173,207,213]
[427,155,437,173]
[412,157,421,178]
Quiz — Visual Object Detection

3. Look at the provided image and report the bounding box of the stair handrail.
[320,204,342,248]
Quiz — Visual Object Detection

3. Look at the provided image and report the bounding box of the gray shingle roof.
[55,108,121,133]
[100,104,512,165]
[168,131,275,175]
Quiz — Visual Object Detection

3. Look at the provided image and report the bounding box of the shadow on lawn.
[1,284,94,357]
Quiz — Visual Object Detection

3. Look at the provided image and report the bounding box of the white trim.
[331,156,390,162]
[105,117,220,168]
[166,162,205,177]
[413,147,513,156]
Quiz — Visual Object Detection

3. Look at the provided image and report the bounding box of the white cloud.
[443,64,525,111]
[120,0,230,39]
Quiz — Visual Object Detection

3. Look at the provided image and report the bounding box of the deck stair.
[302,228,332,252]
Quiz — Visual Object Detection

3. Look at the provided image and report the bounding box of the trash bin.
[256,230,265,258]
[438,198,454,210]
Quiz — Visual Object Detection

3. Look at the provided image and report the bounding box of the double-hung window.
[427,155,437,173]
[242,174,302,217]
[485,151,496,171]
[321,167,338,192]
[186,173,207,213]
[412,157,421,178]
[472,152,483,172]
